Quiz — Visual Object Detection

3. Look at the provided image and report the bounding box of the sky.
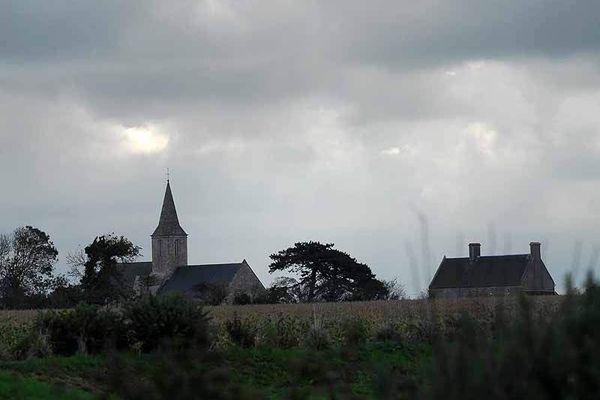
[2,1,600,295]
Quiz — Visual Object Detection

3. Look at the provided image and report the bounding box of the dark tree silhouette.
[268,241,388,302]
[191,281,229,305]
[0,226,58,308]
[79,234,140,304]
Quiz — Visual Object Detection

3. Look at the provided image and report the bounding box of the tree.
[268,241,389,303]
[380,279,407,300]
[0,226,58,308]
[79,234,140,304]
[264,277,305,304]
[45,275,82,308]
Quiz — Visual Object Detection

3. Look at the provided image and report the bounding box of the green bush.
[33,304,126,356]
[341,318,370,347]
[124,294,211,352]
[0,322,34,360]
[304,325,331,351]
[258,315,303,348]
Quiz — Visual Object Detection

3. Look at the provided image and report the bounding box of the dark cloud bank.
[1,1,600,295]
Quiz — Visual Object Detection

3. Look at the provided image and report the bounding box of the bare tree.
[66,248,88,281]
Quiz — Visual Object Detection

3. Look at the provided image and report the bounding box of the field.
[206,296,563,321]
[0,295,571,399]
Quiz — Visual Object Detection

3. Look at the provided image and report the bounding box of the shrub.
[258,315,303,348]
[304,327,331,351]
[15,328,52,359]
[124,294,211,352]
[233,293,252,305]
[33,304,126,356]
[224,314,256,348]
[191,282,229,306]
[341,318,370,347]
[0,321,34,360]
[374,321,402,344]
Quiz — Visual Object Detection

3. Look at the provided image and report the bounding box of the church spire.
[152,180,187,237]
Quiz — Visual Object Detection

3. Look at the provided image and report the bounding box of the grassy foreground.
[0,343,430,399]
[0,370,94,400]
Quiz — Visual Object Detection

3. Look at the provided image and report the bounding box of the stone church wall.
[226,262,266,303]
[151,235,187,277]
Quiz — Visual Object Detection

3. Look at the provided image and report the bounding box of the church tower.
[151,180,188,277]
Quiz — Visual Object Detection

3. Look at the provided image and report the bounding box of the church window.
[175,240,179,256]
[158,240,162,257]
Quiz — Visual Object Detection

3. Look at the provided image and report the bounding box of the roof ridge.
[186,262,244,268]
[445,254,528,260]
[478,254,528,258]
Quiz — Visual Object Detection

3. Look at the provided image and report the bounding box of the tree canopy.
[0,226,59,308]
[79,234,140,304]
[268,241,390,302]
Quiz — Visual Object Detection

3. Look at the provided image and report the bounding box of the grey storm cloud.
[1,0,600,295]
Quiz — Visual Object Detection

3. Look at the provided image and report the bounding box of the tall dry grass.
[0,296,563,325]
[206,296,562,323]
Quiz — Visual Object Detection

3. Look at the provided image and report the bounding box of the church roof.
[158,262,245,295]
[152,181,187,237]
[429,254,531,289]
[116,261,153,289]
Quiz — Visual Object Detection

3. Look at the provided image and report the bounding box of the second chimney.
[530,242,541,260]
[469,243,481,261]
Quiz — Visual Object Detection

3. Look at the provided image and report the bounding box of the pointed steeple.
[152,181,187,237]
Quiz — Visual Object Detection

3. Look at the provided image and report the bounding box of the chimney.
[468,243,481,261]
[530,242,541,260]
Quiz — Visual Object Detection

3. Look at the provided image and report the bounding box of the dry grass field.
[0,296,563,326]
[206,296,563,322]
[0,309,39,324]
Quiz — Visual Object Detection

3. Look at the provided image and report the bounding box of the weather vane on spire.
[166,168,170,183]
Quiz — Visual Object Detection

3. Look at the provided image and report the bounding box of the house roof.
[152,181,187,237]
[158,262,244,295]
[429,254,530,289]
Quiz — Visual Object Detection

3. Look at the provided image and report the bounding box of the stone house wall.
[521,260,555,292]
[430,286,524,299]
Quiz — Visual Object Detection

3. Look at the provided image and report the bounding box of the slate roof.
[158,263,244,295]
[116,261,153,289]
[429,254,530,289]
[152,181,187,237]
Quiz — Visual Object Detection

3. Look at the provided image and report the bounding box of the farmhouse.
[429,242,556,298]
[117,181,265,303]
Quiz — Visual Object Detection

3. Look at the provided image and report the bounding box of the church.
[118,180,265,303]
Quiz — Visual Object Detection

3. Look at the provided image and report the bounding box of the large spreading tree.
[0,226,59,308]
[78,234,140,304]
[268,241,389,302]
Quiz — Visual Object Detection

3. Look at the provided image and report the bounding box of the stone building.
[118,181,265,303]
[428,242,556,298]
